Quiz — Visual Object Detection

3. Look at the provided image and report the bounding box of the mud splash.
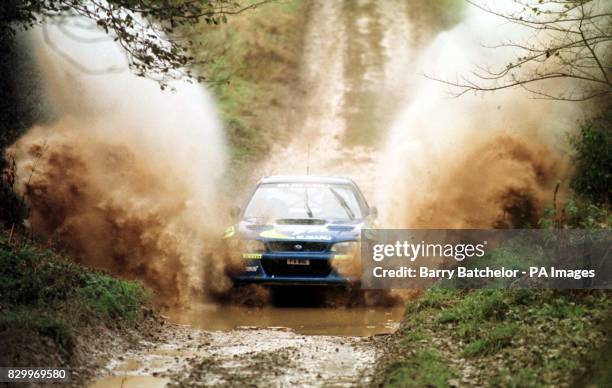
[403,134,568,228]
[8,24,228,305]
[256,0,580,232]
[6,0,589,309]
[378,3,585,229]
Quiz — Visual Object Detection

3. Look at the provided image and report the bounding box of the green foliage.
[461,323,518,357]
[77,276,146,325]
[437,311,459,324]
[563,199,610,228]
[410,288,456,311]
[432,242,537,289]
[187,0,305,173]
[539,198,610,229]
[0,234,148,352]
[513,111,612,230]
[385,349,458,388]
[570,111,612,205]
[385,289,612,387]
[422,0,465,31]
[407,0,466,43]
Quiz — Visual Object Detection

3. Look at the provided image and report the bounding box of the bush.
[78,276,146,325]
[570,111,612,205]
[539,198,610,229]
[0,241,89,305]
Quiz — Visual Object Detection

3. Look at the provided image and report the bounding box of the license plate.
[287,259,310,266]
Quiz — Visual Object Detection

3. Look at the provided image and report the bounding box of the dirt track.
[89,2,411,385]
[171,328,376,387]
[87,304,403,386]
[86,2,412,386]
[88,307,400,388]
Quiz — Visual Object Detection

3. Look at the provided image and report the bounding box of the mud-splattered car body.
[224,176,377,286]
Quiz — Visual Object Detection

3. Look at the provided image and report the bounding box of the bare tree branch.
[431,0,612,101]
[1,0,273,87]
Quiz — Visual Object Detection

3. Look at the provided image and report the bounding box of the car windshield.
[244,182,364,221]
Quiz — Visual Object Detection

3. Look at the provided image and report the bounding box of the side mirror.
[230,206,241,218]
[369,206,378,218]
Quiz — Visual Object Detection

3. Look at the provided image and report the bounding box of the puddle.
[165,304,404,336]
[88,304,401,387]
[88,375,170,388]
[115,359,140,372]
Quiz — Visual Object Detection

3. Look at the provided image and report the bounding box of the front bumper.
[232,251,358,286]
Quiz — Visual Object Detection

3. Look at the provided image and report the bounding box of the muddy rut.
[89,305,403,387]
[92,326,377,388]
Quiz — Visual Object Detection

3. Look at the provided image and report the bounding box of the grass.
[384,289,612,387]
[186,0,306,177]
[0,233,148,354]
[386,348,458,388]
[0,309,75,351]
[432,240,538,289]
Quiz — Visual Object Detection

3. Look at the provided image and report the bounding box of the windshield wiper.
[329,187,355,220]
[304,187,314,218]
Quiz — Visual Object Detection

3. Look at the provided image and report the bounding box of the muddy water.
[167,304,404,336]
[89,305,401,387]
[90,376,170,388]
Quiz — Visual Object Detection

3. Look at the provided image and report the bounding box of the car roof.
[259,175,356,185]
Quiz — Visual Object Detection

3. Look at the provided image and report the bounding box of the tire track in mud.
[91,325,379,388]
[172,328,376,387]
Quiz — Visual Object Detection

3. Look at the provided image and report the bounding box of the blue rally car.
[223,175,378,286]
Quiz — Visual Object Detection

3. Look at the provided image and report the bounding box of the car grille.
[267,241,329,252]
[261,259,332,277]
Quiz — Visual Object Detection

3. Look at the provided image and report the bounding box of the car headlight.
[331,241,359,254]
[244,239,266,253]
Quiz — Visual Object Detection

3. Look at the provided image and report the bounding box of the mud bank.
[0,311,167,388]
[69,314,168,387]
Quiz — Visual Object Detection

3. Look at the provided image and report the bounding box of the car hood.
[236,219,364,242]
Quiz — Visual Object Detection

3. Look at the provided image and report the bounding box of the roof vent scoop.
[275,218,326,225]
[327,225,355,231]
